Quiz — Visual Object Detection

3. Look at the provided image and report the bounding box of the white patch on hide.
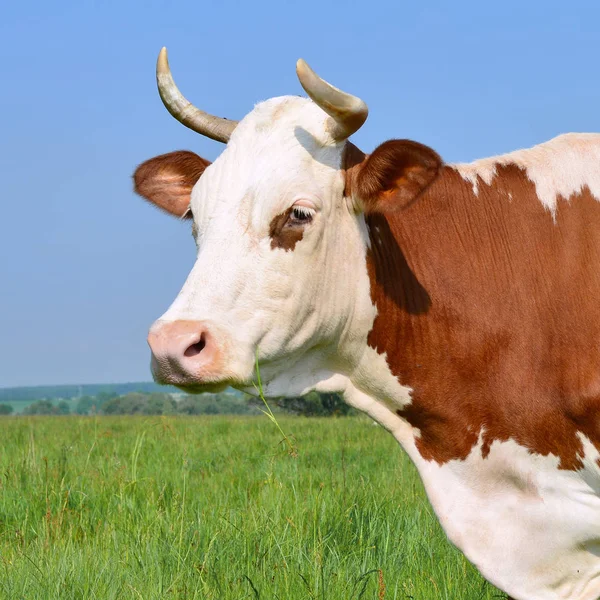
[453,133,600,216]
[410,433,600,600]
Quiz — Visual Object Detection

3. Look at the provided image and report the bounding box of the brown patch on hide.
[269,207,304,251]
[365,162,600,469]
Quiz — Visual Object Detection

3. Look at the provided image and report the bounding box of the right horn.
[296,59,368,141]
[156,47,238,144]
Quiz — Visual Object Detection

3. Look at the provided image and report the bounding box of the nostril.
[184,333,206,358]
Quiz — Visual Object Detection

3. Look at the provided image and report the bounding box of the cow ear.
[355,140,442,213]
[133,150,211,218]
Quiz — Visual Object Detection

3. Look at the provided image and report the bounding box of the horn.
[156,47,238,143]
[296,59,368,140]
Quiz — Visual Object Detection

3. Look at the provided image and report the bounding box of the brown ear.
[356,140,442,213]
[133,150,211,218]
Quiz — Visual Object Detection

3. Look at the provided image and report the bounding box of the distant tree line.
[0,389,355,417]
[22,400,71,416]
[0,382,179,403]
[274,392,355,416]
[100,392,260,416]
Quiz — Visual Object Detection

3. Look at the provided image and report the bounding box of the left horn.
[156,47,238,144]
[296,59,368,140]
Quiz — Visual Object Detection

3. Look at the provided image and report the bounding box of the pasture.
[0,416,505,599]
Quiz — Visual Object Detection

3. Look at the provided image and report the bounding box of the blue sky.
[1,0,599,386]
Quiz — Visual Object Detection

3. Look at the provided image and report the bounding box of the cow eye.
[288,205,315,226]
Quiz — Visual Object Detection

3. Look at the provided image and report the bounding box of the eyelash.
[289,205,315,225]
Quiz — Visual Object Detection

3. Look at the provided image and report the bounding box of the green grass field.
[0,416,506,599]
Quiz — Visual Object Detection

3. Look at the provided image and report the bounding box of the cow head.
[134,49,441,397]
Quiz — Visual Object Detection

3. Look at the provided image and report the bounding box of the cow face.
[134,51,441,396]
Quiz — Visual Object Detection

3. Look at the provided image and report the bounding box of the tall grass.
[0,416,505,599]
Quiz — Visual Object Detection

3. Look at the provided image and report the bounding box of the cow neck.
[364,164,600,469]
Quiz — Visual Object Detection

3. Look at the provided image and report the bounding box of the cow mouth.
[151,368,237,394]
[171,381,231,394]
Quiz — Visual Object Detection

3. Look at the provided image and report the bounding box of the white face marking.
[453,133,600,216]
[155,96,378,394]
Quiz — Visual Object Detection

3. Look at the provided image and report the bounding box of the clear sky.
[2,0,600,387]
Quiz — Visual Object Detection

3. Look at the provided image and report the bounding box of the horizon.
[3,1,600,386]
[0,379,160,392]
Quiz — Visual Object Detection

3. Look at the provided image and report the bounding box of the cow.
[133,48,600,600]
